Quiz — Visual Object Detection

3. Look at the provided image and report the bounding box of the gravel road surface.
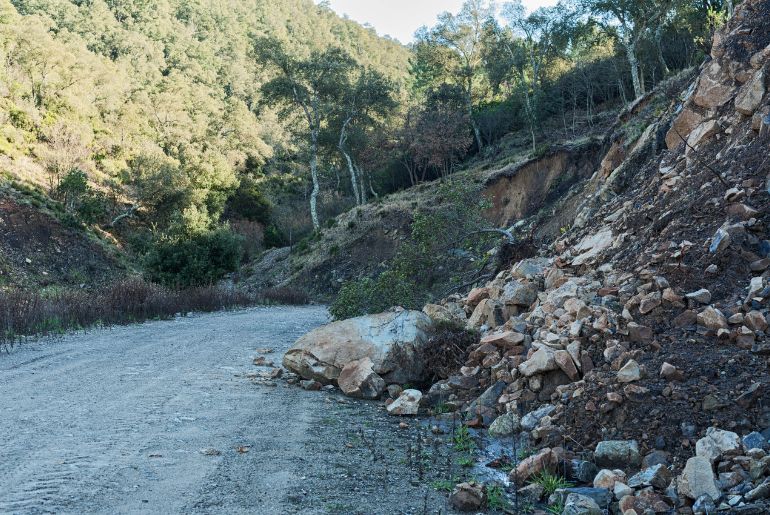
[0,306,454,515]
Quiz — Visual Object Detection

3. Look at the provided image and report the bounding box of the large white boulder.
[283,309,433,385]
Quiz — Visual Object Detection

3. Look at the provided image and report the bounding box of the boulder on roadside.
[283,309,432,385]
[337,357,385,399]
[386,389,422,416]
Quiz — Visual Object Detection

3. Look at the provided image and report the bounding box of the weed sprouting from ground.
[0,278,257,347]
[452,425,476,453]
[530,470,573,496]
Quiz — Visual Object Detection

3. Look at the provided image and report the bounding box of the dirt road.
[0,306,453,515]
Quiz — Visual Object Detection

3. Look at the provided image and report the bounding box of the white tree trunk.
[625,39,643,99]
[309,130,320,230]
[341,149,360,205]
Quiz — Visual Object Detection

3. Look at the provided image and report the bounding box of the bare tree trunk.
[342,149,360,205]
[625,38,643,99]
[309,128,320,230]
[338,119,361,205]
[357,165,367,204]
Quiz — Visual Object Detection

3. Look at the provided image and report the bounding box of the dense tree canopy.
[0,0,731,286]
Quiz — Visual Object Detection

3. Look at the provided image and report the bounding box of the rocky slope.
[414,0,770,511]
[284,1,770,512]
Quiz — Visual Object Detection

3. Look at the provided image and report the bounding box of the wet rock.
[284,309,432,384]
[627,464,673,490]
[679,456,721,500]
[745,478,770,501]
[489,412,521,437]
[386,389,422,416]
[337,357,385,399]
[449,482,486,511]
[594,440,641,469]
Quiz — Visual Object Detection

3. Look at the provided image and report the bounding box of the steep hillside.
[0,0,410,288]
[413,0,770,510]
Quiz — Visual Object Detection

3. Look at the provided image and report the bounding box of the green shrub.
[144,227,244,287]
[329,270,421,320]
[225,177,272,225]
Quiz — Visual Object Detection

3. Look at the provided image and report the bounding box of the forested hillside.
[0,0,726,292]
[0,0,409,286]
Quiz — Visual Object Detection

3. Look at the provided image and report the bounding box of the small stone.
[697,306,728,331]
[489,413,521,437]
[593,468,626,489]
[639,293,662,314]
[686,289,712,304]
[613,481,633,500]
[743,431,770,451]
[300,379,322,391]
[449,482,486,511]
[562,493,602,515]
[745,478,770,502]
[554,350,580,381]
[627,464,673,490]
[678,456,721,500]
[337,357,386,399]
[594,440,641,469]
[512,447,558,481]
[617,360,642,383]
[386,389,422,416]
[705,264,719,274]
[660,362,683,381]
[692,494,717,514]
[627,322,653,342]
[696,427,742,464]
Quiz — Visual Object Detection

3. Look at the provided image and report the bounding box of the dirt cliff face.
[483,141,604,229]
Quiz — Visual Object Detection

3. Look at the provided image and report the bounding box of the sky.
[317,0,558,43]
